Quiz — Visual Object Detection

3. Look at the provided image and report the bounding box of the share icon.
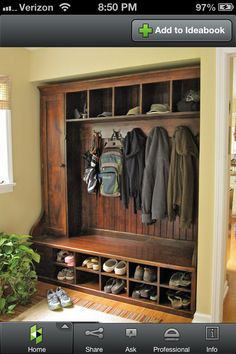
[85,327,104,339]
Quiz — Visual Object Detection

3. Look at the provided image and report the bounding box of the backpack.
[99,131,123,197]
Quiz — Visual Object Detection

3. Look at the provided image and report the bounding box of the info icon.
[205,326,220,341]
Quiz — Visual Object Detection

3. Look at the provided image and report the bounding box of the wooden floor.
[223,221,236,322]
[1,281,191,323]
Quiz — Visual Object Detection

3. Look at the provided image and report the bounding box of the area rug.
[11,299,161,323]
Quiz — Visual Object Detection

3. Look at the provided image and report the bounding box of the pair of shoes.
[104,278,126,294]
[57,268,74,281]
[134,265,157,282]
[47,287,73,311]
[82,257,99,271]
[167,290,191,309]
[132,284,157,300]
[103,259,127,275]
[56,250,75,267]
[169,272,191,287]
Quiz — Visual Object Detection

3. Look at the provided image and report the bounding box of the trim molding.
[192,312,213,323]
[212,48,236,322]
[223,280,229,301]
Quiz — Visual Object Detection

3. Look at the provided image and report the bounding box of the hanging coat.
[121,128,146,213]
[141,127,170,224]
[167,126,199,229]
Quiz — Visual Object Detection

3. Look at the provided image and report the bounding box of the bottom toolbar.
[0,323,235,354]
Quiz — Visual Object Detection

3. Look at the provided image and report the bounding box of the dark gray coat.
[141,127,170,224]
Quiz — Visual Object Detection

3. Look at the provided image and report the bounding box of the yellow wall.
[0,49,41,234]
[1,48,216,317]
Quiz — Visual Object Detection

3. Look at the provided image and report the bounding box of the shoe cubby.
[160,268,192,292]
[159,288,191,313]
[75,253,100,273]
[53,248,75,267]
[101,275,127,297]
[101,257,128,279]
[142,82,170,114]
[114,85,140,116]
[129,262,158,285]
[172,78,200,112]
[76,270,99,291]
[129,280,158,305]
[66,91,88,119]
[53,264,76,285]
[89,88,113,118]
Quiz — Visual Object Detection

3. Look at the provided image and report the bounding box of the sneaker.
[65,268,74,281]
[57,269,67,281]
[143,267,157,282]
[104,278,116,293]
[55,287,73,308]
[103,259,118,273]
[169,272,191,287]
[56,250,71,263]
[114,261,127,275]
[134,265,144,280]
[47,290,62,311]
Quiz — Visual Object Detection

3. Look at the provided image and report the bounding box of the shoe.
[169,272,191,287]
[65,268,74,281]
[104,278,116,293]
[82,257,92,267]
[55,287,73,308]
[167,290,182,309]
[134,265,144,280]
[47,290,62,311]
[111,279,126,295]
[140,285,155,299]
[114,261,127,275]
[57,269,67,281]
[64,255,75,267]
[56,250,71,263]
[103,259,118,273]
[150,289,158,301]
[143,267,157,282]
[92,262,100,271]
[175,291,191,308]
[132,284,146,299]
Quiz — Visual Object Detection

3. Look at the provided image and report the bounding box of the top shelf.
[66,111,200,124]
[65,77,200,121]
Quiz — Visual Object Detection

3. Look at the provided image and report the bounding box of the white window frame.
[0,109,15,193]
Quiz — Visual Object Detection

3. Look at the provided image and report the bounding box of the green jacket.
[167,126,198,229]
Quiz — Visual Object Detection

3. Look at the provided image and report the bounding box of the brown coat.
[167,126,198,229]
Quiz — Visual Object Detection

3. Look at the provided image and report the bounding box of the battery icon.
[218,3,234,11]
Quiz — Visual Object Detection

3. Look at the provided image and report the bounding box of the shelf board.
[76,266,100,274]
[129,278,158,286]
[76,281,100,291]
[160,283,191,293]
[54,261,73,267]
[101,272,127,280]
[66,111,200,124]
[159,301,192,314]
[33,234,195,270]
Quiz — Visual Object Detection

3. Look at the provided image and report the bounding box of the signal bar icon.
[2,6,17,12]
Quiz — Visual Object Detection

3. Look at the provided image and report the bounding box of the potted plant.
[0,232,40,315]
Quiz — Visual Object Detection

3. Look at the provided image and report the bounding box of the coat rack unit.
[31,66,200,318]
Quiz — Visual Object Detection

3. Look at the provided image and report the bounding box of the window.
[0,76,14,193]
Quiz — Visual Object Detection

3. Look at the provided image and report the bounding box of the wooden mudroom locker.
[31,65,200,318]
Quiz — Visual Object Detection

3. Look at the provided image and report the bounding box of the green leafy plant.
[0,232,40,315]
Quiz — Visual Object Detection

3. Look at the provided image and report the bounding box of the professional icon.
[218,3,234,11]
[126,329,137,338]
[205,326,220,341]
[59,3,71,12]
[138,23,153,38]
[30,324,43,345]
[164,328,180,341]
[85,327,104,339]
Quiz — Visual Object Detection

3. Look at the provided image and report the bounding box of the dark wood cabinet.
[41,94,67,236]
[32,66,200,317]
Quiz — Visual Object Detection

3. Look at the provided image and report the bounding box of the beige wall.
[1,47,216,318]
[0,49,41,234]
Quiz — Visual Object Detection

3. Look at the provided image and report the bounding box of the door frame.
[212,47,236,322]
